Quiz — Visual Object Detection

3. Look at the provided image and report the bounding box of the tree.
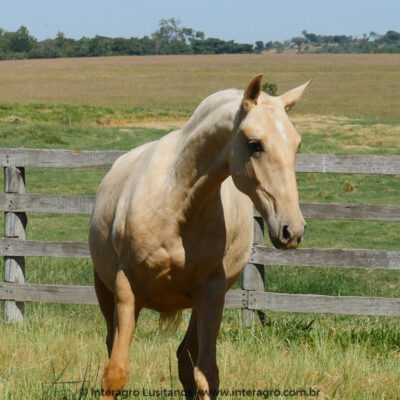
[127,38,144,55]
[155,18,183,43]
[0,27,8,56]
[369,31,380,41]
[152,18,185,53]
[386,30,400,41]
[29,39,57,58]
[9,26,36,52]
[139,36,156,55]
[151,18,206,54]
[195,31,205,40]
[264,41,274,51]
[255,41,264,52]
[88,36,112,57]
[75,37,91,57]
[54,31,76,57]
[274,41,284,53]
[165,40,190,54]
[291,37,305,51]
[1,23,398,60]
[111,37,130,54]
[302,30,318,44]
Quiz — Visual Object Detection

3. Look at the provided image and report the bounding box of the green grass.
[297,117,400,156]
[0,113,399,399]
[2,305,400,399]
[0,122,167,150]
[298,173,400,205]
[0,103,190,126]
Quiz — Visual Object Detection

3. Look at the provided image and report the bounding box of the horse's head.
[230,74,311,249]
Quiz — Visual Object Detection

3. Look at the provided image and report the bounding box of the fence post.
[241,215,265,327]
[3,166,27,323]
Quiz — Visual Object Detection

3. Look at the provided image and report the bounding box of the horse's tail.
[159,310,182,333]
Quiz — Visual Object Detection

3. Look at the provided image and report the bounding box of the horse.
[89,74,310,399]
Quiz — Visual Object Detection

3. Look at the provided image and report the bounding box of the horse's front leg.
[101,269,140,400]
[192,270,226,400]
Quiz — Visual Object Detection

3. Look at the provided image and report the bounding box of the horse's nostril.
[282,225,291,240]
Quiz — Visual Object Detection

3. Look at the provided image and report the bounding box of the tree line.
[0,19,399,60]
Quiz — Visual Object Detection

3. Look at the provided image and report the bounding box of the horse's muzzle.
[268,220,306,250]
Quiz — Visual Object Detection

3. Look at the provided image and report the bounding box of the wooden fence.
[0,148,399,324]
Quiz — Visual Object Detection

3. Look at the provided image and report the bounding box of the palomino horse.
[89,74,310,399]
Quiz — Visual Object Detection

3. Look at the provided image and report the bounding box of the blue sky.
[1,0,399,43]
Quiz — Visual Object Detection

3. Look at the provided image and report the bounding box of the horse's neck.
[167,92,242,223]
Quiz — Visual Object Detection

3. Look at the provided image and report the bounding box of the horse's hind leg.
[177,310,198,399]
[94,270,115,357]
[101,269,139,400]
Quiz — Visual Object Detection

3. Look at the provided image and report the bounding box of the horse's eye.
[248,140,264,154]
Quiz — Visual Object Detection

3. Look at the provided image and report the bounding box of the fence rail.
[2,282,400,317]
[1,148,399,324]
[1,238,399,271]
[1,147,400,174]
[1,193,400,221]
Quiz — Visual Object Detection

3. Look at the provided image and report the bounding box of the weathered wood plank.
[299,202,400,222]
[1,238,399,271]
[0,238,90,258]
[0,149,399,174]
[0,282,98,305]
[2,283,400,317]
[0,193,94,214]
[242,216,265,326]
[0,282,248,309]
[1,194,399,221]
[249,291,400,317]
[0,148,125,168]
[296,154,400,175]
[254,203,400,221]
[225,290,249,309]
[3,166,27,323]
[250,246,400,270]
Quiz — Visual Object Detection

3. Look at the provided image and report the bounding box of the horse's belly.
[134,264,194,312]
[144,292,193,313]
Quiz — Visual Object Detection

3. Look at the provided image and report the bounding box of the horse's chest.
[131,217,226,281]
[145,243,185,275]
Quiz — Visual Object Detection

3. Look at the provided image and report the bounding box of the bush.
[262,82,278,96]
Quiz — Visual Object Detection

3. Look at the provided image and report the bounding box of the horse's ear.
[242,74,263,112]
[280,80,312,112]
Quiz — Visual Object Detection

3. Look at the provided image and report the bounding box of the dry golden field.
[0,54,399,120]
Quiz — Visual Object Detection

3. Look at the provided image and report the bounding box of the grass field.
[0,54,400,400]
